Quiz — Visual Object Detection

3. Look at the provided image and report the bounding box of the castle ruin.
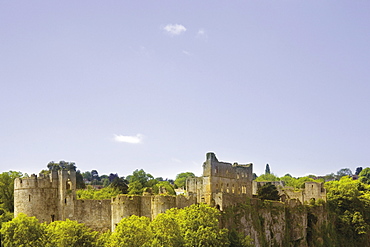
[14,152,326,231]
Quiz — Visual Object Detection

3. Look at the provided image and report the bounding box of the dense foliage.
[76,186,121,200]
[0,171,22,212]
[256,183,280,201]
[325,176,370,245]
[1,204,240,247]
[174,172,195,189]
[108,204,229,247]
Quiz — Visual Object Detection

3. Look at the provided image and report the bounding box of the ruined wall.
[111,194,198,231]
[280,182,326,203]
[151,195,176,219]
[304,182,326,202]
[281,187,304,203]
[74,199,111,232]
[252,181,285,195]
[111,195,141,230]
[187,153,253,207]
[176,194,197,209]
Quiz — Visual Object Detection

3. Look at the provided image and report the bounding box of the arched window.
[66,179,72,190]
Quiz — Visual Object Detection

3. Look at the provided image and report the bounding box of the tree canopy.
[265,164,271,174]
[254,173,280,182]
[325,176,370,242]
[1,213,45,247]
[257,183,280,201]
[174,172,195,189]
[359,167,370,185]
[47,161,76,171]
[44,219,98,247]
[0,171,22,212]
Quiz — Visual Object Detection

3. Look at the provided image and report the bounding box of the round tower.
[14,171,59,223]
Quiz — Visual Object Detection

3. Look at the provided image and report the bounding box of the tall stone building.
[186,152,253,210]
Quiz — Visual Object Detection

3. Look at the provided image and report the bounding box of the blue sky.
[1,1,370,179]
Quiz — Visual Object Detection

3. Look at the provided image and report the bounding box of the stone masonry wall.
[73,199,111,232]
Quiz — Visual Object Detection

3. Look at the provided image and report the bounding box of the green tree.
[44,219,98,247]
[83,171,92,182]
[174,172,195,189]
[265,164,271,174]
[254,173,280,182]
[76,186,121,200]
[150,212,183,246]
[127,180,144,195]
[96,230,111,247]
[153,181,176,195]
[1,213,45,247]
[0,171,22,212]
[47,161,76,171]
[337,168,353,178]
[108,215,152,247]
[257,183,280,201]
[228,229,254,247]
[325,176,370,244]
[127,169,156,195]
[359,167,370,185]
[355,167,363,176]
[76,170,86,189]
[111,177,128,194]
[176,204,230,246]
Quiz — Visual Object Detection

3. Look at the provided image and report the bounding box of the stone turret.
[14,169,76,223]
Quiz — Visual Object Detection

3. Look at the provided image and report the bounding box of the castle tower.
[14,169,77,223]
[187,153,253,209]
[14,171,59,222]
[57,169,76,220]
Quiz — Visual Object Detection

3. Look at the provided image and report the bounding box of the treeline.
[41,161,195,200]
[0,204,253,247]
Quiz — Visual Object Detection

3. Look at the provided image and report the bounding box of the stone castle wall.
[73,199,111,232]
[280,182,326,203]
[111,194,195,231]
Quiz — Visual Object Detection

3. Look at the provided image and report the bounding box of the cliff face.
[221,199,330,247]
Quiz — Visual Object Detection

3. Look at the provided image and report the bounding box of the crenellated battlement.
[14,169,77,224]
[14,172,58,190]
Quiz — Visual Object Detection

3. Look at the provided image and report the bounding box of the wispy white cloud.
[182,50,191,56]
[114,134,143,144]
[197,29,205,35]
[196,28,208,40]
[163,24,187,35]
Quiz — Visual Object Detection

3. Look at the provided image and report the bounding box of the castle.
[14,152,326,231]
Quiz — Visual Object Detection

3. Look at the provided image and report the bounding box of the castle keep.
[186,152,253,210]
[14,152,326,231]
